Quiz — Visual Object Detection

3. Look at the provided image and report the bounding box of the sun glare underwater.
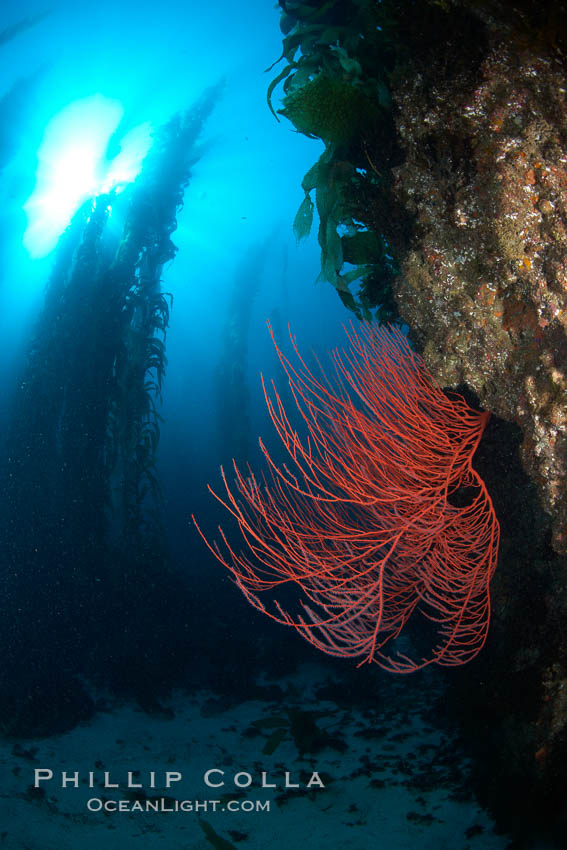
[23,95,152,257]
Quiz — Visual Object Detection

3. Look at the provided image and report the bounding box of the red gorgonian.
[194,322,499,673]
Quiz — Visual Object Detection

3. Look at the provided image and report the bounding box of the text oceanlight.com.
[87,798,271,813]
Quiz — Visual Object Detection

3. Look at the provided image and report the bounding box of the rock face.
[391,40,567,554]
[270,0,567,837]
[272,0,567,554]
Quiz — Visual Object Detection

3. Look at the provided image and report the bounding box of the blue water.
[0,0,345,420]
[0,0,351,554]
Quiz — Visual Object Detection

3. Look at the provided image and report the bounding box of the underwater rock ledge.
[391,33,567,555]
[271,0,567,554]
[270,0,567,838]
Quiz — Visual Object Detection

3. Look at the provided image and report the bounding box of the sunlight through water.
[23,94,152,257]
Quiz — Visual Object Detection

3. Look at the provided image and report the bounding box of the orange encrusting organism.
[194,322,499,673]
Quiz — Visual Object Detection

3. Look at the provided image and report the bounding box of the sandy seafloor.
[0,663,517,849]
